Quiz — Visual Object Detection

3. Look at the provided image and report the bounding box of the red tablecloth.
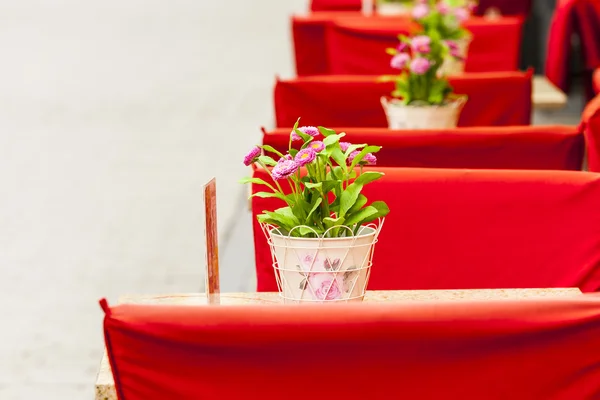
[310,0,533,16]
[274,72,532,128]
[252,168,600,292]
[545,0,600,97]
[262,126,583,170]
[103,297,600,399]
[292,14,524,76]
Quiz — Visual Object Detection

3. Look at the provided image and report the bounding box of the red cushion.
[310,0,532,15]
[293,14,524,76]
[273,73,532,128]
[262,126,583,170]
[579,93,600,172]
[252,168,600,292]
[102,297,600,399]
[325,16,523,75]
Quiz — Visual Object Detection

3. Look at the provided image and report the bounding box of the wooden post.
[204,178,220,305]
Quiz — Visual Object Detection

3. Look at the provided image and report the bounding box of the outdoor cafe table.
[95,288,582,400]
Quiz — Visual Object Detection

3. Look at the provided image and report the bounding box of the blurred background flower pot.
[380,96,467,129]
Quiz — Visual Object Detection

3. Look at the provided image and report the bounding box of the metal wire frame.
[260,219,385,303]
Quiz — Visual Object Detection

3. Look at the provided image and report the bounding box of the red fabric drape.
[262,126,583,170]
[252,168,600,292]
[593,68,600,94]
[579,93,600,172]
[310,0,533,16]
[103,297,600,399]
[293,14,523,76]
[274,72,532,128]
[545,0,600,96]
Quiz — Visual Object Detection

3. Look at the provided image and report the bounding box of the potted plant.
[380,31,467,129]
[241,120,389,303]
[412,0,476,75]
[376,0,414,15]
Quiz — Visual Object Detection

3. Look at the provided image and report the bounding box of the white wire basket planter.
[261,219,385,304]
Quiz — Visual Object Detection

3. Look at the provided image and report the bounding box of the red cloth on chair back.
[262,126,583,170]
[293,14,523,76]
[545,0,600,96]
[274,73,532,128]
[252,168,600,292]
[579,93,600,172]
[102,297,600,399]
[310,0,362,11]
[326,16,523,75]
[594,68,600,94]
[310,0,532,15]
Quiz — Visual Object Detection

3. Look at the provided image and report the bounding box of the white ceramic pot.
[265,225,382,303]
[380,97,467,130]
[439,39,471,76]
[376,2,411,15]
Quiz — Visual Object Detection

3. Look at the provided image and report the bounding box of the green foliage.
[241,124,389,238]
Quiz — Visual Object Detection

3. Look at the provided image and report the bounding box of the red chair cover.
[579,93,600,172]
[293,14,523,76]
[252,168,600,292]
[262,126,583,170]
[594,68,600,94]
[102,297,600,399]
[326,16,523,75]
[310,0,533,16]
[274,73,533,128]
[545,0,600,97]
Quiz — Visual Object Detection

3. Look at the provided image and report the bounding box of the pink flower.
[411,35,431,54]
[292,126,319,141]
[445,40,463,59]
[300,254,320,271]
[243,146,260,166]
[412,3,429,19]
[340,142,352,152]
[307,273,343,301]
[410,57,431,75]
[309,140,325,152]
[396,42,408,52]
[390,53,410,70]
[454,7,469,22]
[437,2,450,15]
[295,148,316,166]
[348,151,377,166]
[272,158,299,180]
[467,1,477,12]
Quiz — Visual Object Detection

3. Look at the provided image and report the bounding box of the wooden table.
[533,75,568,110]
[95,288,581,400]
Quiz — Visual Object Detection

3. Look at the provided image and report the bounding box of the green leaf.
[304,182,323,190]
[344,206,379,227]
[323,133,343,148]
[264,209,299,229]
[238,176,275,188]
[346,194,368,215]
[261,145,284,158]
[305,197,322,224]
[251,191,290,204]
[318,126,336,137]
[330,147,347,170]
[323,216,345,230]
[294,128,313,143]
[385,48,398,56]
[354,171,384,186]
[349,146,381,170]
[258,155,277,166]
[339,182,363,217]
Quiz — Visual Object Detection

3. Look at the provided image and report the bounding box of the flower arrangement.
[382,0,476,105]
[384,32,455,105]
[241,120,389,238]
[412,0,477,42]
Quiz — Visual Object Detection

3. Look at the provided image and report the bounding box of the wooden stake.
[204,178,220,305]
